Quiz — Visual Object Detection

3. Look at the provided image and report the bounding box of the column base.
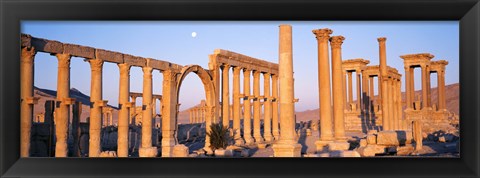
[334,136,349,142]
[244,136,255,145]
[139,147,158,157]
[264,134,274,142]
[315,140,333,152]
[327,141,351,151]
[254,135,265,143]
[161,145,174,157]
[272,143,302,157]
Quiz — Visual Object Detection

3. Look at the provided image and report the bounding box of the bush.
[206,123,230,150]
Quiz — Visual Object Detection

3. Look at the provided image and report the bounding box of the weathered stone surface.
[214,149,233,157]
[366,134,377,145]
[31,37,63,54]
[172,144,189,157]
[377,131,413,146]
[97,49,123,63]
[138,147,158,157]
[396,145,415,156]
[21,34,32,48]
[357,145,386,157]
[124,54,146,67]
[99,151,117,157]
[438,136,446,143]
[367,130,378,135]
[328,142,350,151]
[63,43,95,59]
[359,139,367,147]
[257,143,268,149]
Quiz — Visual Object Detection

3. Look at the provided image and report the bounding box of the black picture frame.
[1,0,479,177]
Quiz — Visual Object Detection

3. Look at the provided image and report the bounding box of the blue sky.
[21,21,459,112]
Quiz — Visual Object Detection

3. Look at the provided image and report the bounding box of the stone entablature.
[209,49,279,75]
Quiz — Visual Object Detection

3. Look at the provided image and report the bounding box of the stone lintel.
[124,54,146,67]
[31,37,63,54]
[97,49,123,63]
[149,59,183,71]
[213,49,278,75]
[63,43,95,59]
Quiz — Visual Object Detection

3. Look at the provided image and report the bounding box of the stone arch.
[176,65,218,151]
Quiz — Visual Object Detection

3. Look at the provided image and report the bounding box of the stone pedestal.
[139,147,158,157]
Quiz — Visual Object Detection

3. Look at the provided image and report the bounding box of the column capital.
[233,66,242,75]
[142,66,153,74]
[21,47,36,64]
[263,72,271,78]
[253,70,261,76]
[56,54,72,68]
[329,36,345,49]
[87,58,103,71]
[312,28,333,42]
[221,63,231,70]
[377,37,387,43]
[118,63,131,74]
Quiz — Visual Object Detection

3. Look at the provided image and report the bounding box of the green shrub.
[206,123,230,150]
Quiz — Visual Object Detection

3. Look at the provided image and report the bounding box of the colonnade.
[102,107,114,127]
[189,100,207,123]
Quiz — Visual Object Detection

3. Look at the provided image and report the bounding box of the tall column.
[421,64,429,109]
[313,28,334,143]
[343,71,348,109]
[263,73,273,142]
[271,74,280,140]
[397,79,403,129]
[232,66,244,145]
[243,69,254,144]
[356,70,362,112]
[378,37,390,131]
[330,36,347,141]
[54,54,73,157]
[152,98,157,118]
[409,68,415,105]
[20,47,36,157]
[362,72,369,114]
[426,66,432,108]
[222,64,230,127]
[369,76,374,113]
[139,66,156,157]
[347,71,353,105]
[117,63,131,157]
[162,70,178,157]
[130,96,137,124]
[438,69,446,110]
[390,78,397,130]
[253,70,264,143]
[405,66,412,110]
[272,24,301,157]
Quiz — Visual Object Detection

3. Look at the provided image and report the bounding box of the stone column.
[356,70,362,112]
[130,96,137,124]
[263,73,273,142]
[55,54,73,157]
[378,37,390,131]
[405,66,412,110]
[362,72,369,114]
[243,69,254,144]
[20,47,36,157]
[271,74,280,140]
[343,71,348,109]
[426,65,432,108]
[139,66,156,157]
[347,71,353,106]
[391,78,398,130]
[161,70,178,157]
[330,36,347,141]
[369,76,374,113]
[313,28,334,144]
[272,24,301,157]
[117,63,131,157]
[397,79,403,129]
[222,64,230,127]
[232,66,244,145]
[409,68,415,106]
[438,69,446,110]
[253,70,264,143]
[152,98,157,118]
[421,64,429,109]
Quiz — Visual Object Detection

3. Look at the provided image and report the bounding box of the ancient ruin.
[20,24,458,158]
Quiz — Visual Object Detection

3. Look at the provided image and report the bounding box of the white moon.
[191,32,197,38]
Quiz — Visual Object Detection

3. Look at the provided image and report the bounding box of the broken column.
[272,24,301,157]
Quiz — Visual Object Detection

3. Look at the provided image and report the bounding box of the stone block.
[97,49,123,63]
[366,134,377,145]
[376,130,413,146]
[367,130,378,135]
[139,147,158,157]
[328,142,350,151]
[149,59,175,71]
[438,136,446,143]
[359,139,367,147]
[272,143,302,157]
[124,54,146,67]
[172,144,189,157]
[214,149,233,157]
[357,145,386,157]
[31,37,63,54]
[63,43,95,58]
[21,34,32,48]
[396,145,415,156]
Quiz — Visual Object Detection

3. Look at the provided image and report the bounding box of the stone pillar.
[272,24,301,157]
[152,98,157,118]
[330,36,347,141]
[409,68,415,106]
[55,54,72,157]
[343,71,348,109]
[421,64,429,109]
[426,65,432,108]
[253,70,264,143]
[20,47,36,157]
[271,74,280,140]
[263,73,273,142]
[356,70,362,112]
[362,72,369,114]
[397,79,403,129]
[390,78,398,130]
[413,120,423,150]
[232,66,244,145]
[117,63,131,157]
[130,96,137,124]
[313,28,334,144]
[369,76,374,113]
[161,70,178,157]
[243,69,254,144]
[139,66,157,157]
[438,69,446,110]
[222,64,230,127]
[405,66,412,110]
[378,37,389,131]
[347,71,353,105]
